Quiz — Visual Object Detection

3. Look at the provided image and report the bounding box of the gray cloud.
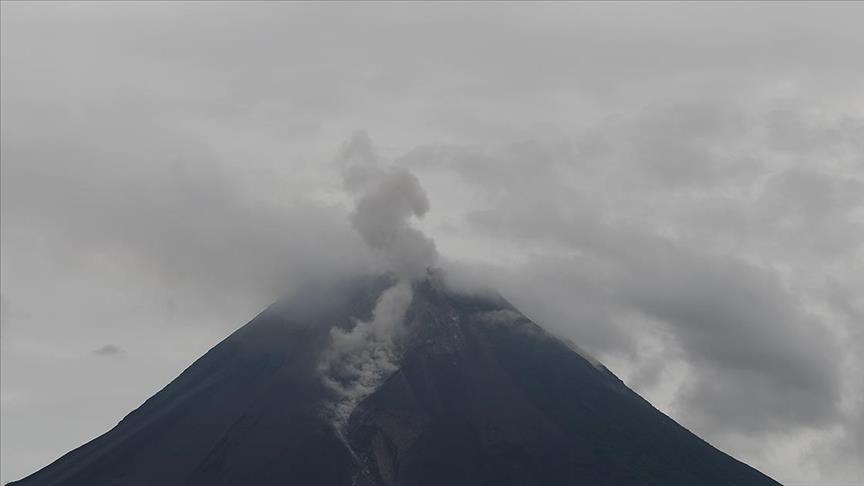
[0,101,374,310]
[2,3,862,484]
[92,344,125,358]
[401,101,862,476]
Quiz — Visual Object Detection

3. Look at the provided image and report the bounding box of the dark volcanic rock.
[10,274,780,486]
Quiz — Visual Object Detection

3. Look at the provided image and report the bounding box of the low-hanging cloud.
[398,102,863,482]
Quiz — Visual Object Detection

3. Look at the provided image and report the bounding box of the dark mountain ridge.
[9,274,780,485]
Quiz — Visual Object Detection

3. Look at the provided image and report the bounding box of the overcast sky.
[1,2,863,484]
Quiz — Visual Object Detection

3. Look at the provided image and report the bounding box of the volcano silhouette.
[10,274,779,485]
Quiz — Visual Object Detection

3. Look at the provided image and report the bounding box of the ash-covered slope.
[10,275,779,486]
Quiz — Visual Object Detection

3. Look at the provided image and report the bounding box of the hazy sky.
[2,2,863,484]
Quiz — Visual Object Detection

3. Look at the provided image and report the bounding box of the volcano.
[9,274,779,486]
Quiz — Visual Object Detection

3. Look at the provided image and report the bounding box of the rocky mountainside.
[9,274,780,485]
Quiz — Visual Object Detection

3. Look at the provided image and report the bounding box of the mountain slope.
[9,275,780,485]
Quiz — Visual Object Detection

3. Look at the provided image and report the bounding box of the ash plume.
[340,131,438,279]
[318,132,437,430]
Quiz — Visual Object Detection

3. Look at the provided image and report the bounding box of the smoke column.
[318,132,437,430]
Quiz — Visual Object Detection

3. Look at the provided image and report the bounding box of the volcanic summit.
[9,273,779,486]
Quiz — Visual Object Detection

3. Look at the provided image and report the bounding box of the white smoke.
[318,280,412,429]
[318,132,437,430]
[341,132,438,279]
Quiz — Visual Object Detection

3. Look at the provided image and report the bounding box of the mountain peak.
[10,274,779,486]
